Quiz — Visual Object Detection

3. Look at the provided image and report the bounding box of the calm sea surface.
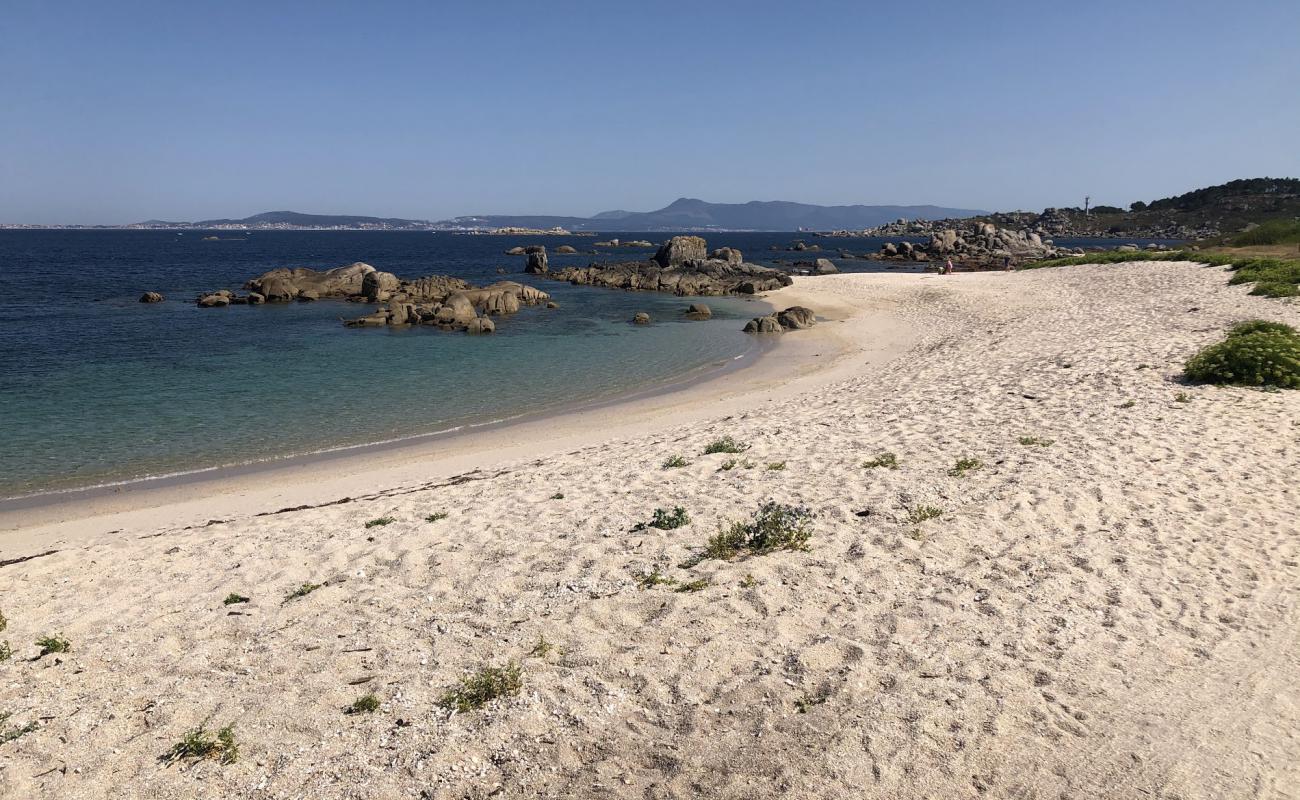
[0,230,1176,498]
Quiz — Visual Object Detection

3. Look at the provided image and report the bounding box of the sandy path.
[1,262,1298,799]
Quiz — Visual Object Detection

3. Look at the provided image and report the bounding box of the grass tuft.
[703,435,750,454]
[0,712,38,744]
[862,452,899,470]
[766,461,786,471]
[35,635,70,658]
[648,506,690,530]
[346,693,381,714]
[425,511,449,523]
[550,492,565,500]
[675,578,710,593]
[636,567,677,589]
[0,642,10,662]
[907,505,943,524]
[528,635,554,658]
[365,517,395,528]
[1017,436,1054,447]
[437,662,523,713]
[0,609,6,634]
[695,501,814,563]
[222,593,250,606]
[662,454,690,469]
[948,457,984,477]
[163,724,239,765]
[283,582,322,603]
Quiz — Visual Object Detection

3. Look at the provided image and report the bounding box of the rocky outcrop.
[344,280,549,333]
[632,312,651,325]
[554,245,577,254]
[685,303,712,320]
[505,246,527,256]
[654,236,708,268]
[196,293,231,308]
[139,292,164,303]
[246,262,376,302]
[709,247,743,265]
[743,306,817,334]
[870,221,1086,268]
[525,249,549,274]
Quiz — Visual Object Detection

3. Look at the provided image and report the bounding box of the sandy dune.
[2,261,1298,799]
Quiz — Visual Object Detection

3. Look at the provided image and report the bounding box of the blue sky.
[2,0,1297,223]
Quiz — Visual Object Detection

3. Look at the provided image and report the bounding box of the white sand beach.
[2,261,1298,799]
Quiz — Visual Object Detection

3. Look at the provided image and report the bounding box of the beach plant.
[648,506,690,530]
[364,517,395,528]
[35,635,70,658]
[1022,250,1300,298]
[795,691,828,713]
[1119,400,1136,409]
[862,452,899,470]
[766,461,787,471]
[1174,392,1192,403]
[437,662,523,713]
[703,435,750,455]
[675,578,710,593]
[0,609,6,634]
[719,459,737,471]
[346,693,381,715]
[948,457,984,477]
[1017,436,1055,447]
[694,502,815,563]
[662,454,689,469]
[0,713,38,744]
[163,724,239,765]
[528,635,554,658]
[283,582,322,603]
[1184,321,1300,389]
[636,566,677,589]
[0,642,10,663]
[740,574,757,589]
[550,492,565,500]
[425,511,449,523]
[222,593,250,606]
[907,505,943,524]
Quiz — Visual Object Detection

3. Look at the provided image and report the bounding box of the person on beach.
[1003,254,1013,271]
[945,257,954,275]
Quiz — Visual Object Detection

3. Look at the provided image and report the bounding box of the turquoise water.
[0,231,779,497]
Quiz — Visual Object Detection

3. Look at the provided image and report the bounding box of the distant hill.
[452,198,987,232]
[193,210,437,229]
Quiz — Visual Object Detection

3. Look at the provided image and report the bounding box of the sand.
[1,261,1298,799]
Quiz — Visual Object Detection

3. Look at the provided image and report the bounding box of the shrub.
[662,455,689,469]
[365,517,395,528]
[222,593,250,606]
[550,492,565,500]
[636,567,676,589]
[1017,436,1054,447]
[718,459,737,471]
[283,582,322,603]
[648,507,690,530]
[698,502,814,562]
[1228,320,1297,338]
[1174,392,1192,403]
[163,725,239,765]
[1184,325,1300,388]
[948,457,983,477]
[437,662,523,713]
[0,642,10,662]
[766,461,786,471]
[425,512,449,523]
[1229,219,1300,247]
[675,578,709,593]
[35,635,70,657]
[528,635,554,658]
[346,693,381,714]
[0,609,6,634]
[907,506,943,524]
[862,452,899,470]
[703,436,750,455]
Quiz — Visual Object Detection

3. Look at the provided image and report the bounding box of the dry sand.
[1,261,1298,799]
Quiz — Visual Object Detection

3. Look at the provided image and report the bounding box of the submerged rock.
[743,315,782,334]
[632,312,651,325]
[139,291,164,303]
[554,245,577,254]
[685,303,712,320]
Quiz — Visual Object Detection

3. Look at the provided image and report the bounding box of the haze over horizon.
[3,0,1298,225]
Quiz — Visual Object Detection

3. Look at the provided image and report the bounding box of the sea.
[0,230,1180,500]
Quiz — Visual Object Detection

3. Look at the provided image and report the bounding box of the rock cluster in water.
[547,236,793,296]
[193,262,549,334]
[872,222,1086,267]
[743,306,817,334]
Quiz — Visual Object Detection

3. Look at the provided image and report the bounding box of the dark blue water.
[0,230,1179,498]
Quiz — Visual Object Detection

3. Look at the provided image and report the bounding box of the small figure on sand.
[944,257,954,275]
[1003,255,1013,271]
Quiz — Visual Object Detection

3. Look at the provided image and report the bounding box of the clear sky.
[2,0,1297,224]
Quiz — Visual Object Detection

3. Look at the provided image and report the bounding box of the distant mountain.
[193,210,436,229]
[452,198,987,232]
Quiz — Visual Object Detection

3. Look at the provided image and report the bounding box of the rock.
[1117,244,1140,252]
[525,250,549,274]
[812,258,838,275]
[555,245,577,254]
[505,246,526,256]
[246,262,376,301]
[434,292,479,326]
[550,242,791,297]
[632,312,651,325]
[653,236,708,268]
[343,312,389,328]
[880,242,898,257]
[465,317,495,335]
[361,270,402,302]
[139,291,164,303]
[742,315,782,334]
[791,241,808,251]
[546,301,559,309]
[246,292,265,305]
[387,300,417,324]
[685,303,712,320]
[776,306,816,329]
[196,293,230,307]
[709,247,743,265]
[524,245,546,254]
[297,289,320,302]
[625,240,653,248]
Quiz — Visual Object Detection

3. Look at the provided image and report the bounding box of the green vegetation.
[425,511,449,523]
[907,505,943,524]
[437,662,523,713]
[636,567,676,589]
[0,642,11,662]
[0,609,6,633]
[648,506,690,530]
[1227,219,1300,247]
[740,574,757,589]
[283,582,322,603]
[674,578,710,593]
[550,492,565,500]
[703,435,750,455]
[222,593,250,606]
[163,724,239,765]
[766,461,787,471]
[1184,320,1300,389]
[694,502,814,563]
[528,635,554,658]
[795,692,828,713]
[948,457,984,477]
[346,693,381,714]
[1023,249,1300,298]
[719,458,755,471]
[1017,436,1055,447]
[1119,399,1136,409]
[0,712,38,744]
[35,635,70,657]
[1174,392,1192,403]
[862,452,899,470]
[365,517,395,528]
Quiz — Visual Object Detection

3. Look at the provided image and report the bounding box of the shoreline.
[0,277,917,550]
